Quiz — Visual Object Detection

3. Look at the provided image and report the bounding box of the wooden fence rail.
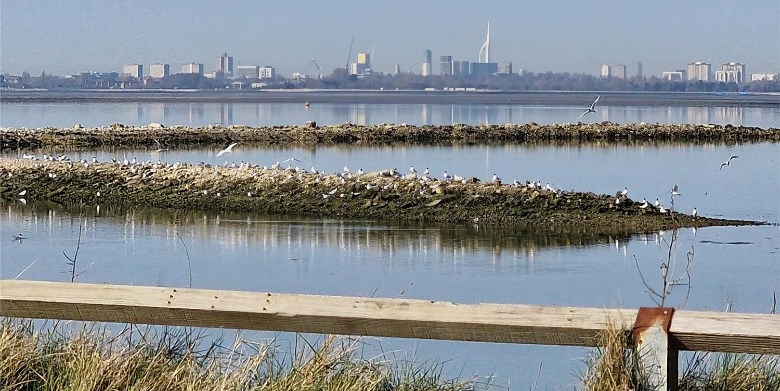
[1,280,778,391]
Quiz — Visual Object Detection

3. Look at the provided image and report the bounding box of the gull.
[639,198,649,209]
[654,198,660,207]
[615,197,620,205]
[310,166,319,174]
[659,205,667,214]
[692,207,697,217]
[443,171,452,181]
[577,95,600,119]
[410,166,417,174]
[671,184,681,196]
[153,138,168,152]
[620,187,628,197]
[423,168,430,176]
[343,165,350,173]
[719,155,739,171]
[18,190,27,196]
[282,157,301,163]
[357,168,364,175]
[328,188,338,195]
[492,173,501,183]
[271,161,281,169]
[14,233,25,242]
[216,142,239,157]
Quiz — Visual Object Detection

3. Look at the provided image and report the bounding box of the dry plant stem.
[634,228,693,308]
[175,232,193,288]
[64,218,84,283]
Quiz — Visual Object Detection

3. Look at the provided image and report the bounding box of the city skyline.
[1,0,778,77]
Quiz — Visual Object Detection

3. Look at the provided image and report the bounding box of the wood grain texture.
[0,280,633,347]
[2,280,778,354]
[671,310,780,354]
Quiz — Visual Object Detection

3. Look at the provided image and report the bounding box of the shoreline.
[3,89,780,106]
[2,122,778,151]
[0,158,764,232]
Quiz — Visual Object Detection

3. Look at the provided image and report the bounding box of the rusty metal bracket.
[632,307,675,343]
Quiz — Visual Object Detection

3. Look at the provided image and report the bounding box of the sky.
[1,0,778,78]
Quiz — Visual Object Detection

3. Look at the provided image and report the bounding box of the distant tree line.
[3,69,779,92]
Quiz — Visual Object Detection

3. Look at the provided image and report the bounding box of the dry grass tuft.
[0,320,480,391]
[579,322,644,391]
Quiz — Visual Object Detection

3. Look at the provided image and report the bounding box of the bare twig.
[772,292,777,315]
[175,231,193,288]
[399,281,414,297]
[64,219,85,283]
[634,228,693,308]
[13,259,38,280]
[530,361,543,391]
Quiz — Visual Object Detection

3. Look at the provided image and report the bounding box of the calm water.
[2,101,780,128]
[1,102,779,389]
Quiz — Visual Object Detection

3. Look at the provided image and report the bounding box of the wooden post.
[632,307,677,391]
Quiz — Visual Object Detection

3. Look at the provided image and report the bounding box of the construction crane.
[344,35,354,70]
[309,59,324,78]
[310,59,322,72]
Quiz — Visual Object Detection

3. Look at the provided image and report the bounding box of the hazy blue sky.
[2,0,778,77]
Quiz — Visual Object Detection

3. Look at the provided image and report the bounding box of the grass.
[0,320,482,391]
[580,322,780,391]
[2,319,778,390]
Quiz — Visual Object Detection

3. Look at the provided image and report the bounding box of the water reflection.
[2,102,778,129]
[3,201,623,263]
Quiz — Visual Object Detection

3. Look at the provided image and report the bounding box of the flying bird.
[671,184,681,197]
[719,155,739,171]
[216,142,239,157]
[282,157,302,163]
[153,139,168,152]
[577,95,601,119]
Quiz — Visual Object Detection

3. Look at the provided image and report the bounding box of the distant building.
[394,64,401,75]
[149,63,170,78]
[291,72,309,80]
[715,62,746,84]
[662,70,686,81]
[216,53,234,77]
[452,60,470,76]
[636,61,643,79]
[181,63,204,75]
[259,66,275,79]
[601,64,626,79]
[687,61,711,82]
[122,64,143,79]
[478,22,490,63]
[503,61,513,74]
[601,65,610,78]
[751,73,777,81]
[422,49,432,76]
[349,53,372,76]
[236,65,260,78]
[439,55,453,76]
[470,62,498,77]
[612,64,626,79]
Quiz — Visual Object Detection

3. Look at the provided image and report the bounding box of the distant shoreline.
[2,89,780,107]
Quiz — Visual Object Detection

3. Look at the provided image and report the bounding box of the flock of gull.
[13,143,703,219]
